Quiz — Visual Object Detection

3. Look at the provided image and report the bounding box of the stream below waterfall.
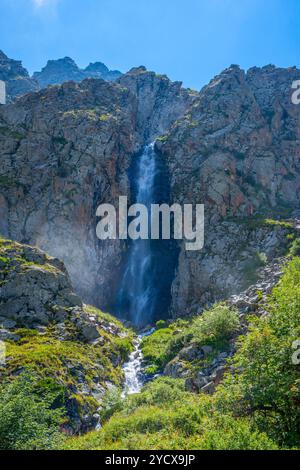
[122,328,155,397]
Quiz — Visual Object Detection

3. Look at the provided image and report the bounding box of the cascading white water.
[122,328,155,396]
[121,335,144,397]
[118,143,157,327]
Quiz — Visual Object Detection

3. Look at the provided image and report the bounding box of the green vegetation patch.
[66,256,300,450]
[141,304,240,372]
[64,378,276,450]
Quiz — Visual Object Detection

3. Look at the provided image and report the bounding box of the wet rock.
[211,366,227,385]
[201,345,214,357]
[0,317,16,329]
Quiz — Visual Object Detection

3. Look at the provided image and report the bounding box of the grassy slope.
[65,256,300,450]
[141,304,240,375]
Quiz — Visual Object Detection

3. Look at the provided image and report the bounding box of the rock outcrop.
[118,66,197,143]
[0,238,98,341]
[0,50,38,102]
[163,254,291,395]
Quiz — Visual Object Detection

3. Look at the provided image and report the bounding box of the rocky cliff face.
[157,65,300,216]
[0,78,135,308]
[118,66,197,144]
[1,59,300,322]
[0,69,194,312]
[0,50,38,102]
[33,57,122,88]
[156,64,300,316]
[0,238,96,339]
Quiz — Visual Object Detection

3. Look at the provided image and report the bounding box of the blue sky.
[0,0,299,89]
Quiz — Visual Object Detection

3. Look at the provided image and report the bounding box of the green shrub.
[142,305,239,371]
[0,372,63,450]
[64,379,277,450]
[257,251,268,265]
[100,388,124,423]
[290,238,300,257]
[114,337,134,361]
[156,320,167,329]
[217,257,300,447]
[191,304,240,348]
[141,327,185,370]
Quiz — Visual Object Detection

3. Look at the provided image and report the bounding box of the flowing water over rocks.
[122,328,155,397]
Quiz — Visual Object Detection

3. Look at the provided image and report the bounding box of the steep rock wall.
[156,65,300,316]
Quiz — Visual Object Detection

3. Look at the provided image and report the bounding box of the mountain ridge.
[0,50,122,102]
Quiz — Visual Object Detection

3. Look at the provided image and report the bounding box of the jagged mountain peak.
[43,56,79,68]
[33,55,122,88]
[0,50,9,60]
[0,49,38,102]
[0,50,123,101]
[85,61,109,74]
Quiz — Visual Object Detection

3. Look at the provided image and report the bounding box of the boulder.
[0,240,100,342]
[0,329,20,342]
[201,381,216,395]
[178,343,203,361]
[164,358,191,379]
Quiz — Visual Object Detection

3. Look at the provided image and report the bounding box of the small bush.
[99,388,123,423]
[192,304,240,348]
[0,372,63,450]
[290,238,300,257]
[156,320,167,329]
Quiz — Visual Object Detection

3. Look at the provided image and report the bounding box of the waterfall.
[117,142,179,327]
[117,143,157,327]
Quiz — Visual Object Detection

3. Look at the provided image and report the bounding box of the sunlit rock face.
[156,64,300,317]
[0,78,136,307]
[118,66,197,145]
[1,60,299,323]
